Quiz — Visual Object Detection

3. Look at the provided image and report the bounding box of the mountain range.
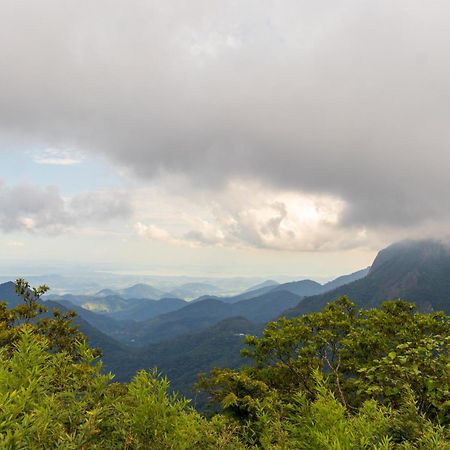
[95,282,225,301]
[2,239,449,402]
[288,239,450,317]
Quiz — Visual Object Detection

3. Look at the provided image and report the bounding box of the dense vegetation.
[1,279,449,448]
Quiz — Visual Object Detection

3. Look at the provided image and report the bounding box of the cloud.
[70,191,132,222]
[0,181,132,234]
[32,149,84,166]
[0,0,450,242]
[135,223,176,243]
[133,180,370,251]
[0,183,69,233]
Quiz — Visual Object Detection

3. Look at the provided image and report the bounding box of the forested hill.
[5,238,450,410]
[118,290,300,345]
[3,282,450,447]
[0,282,258,399]
[287,239,450,317]
[105,316,261,403]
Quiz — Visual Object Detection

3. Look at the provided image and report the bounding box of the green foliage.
[284,378,450,449]
[200,297,450,447]
[2,280,450,448]
[0,328,246,449]
[0,328,111,448]
[342,301,450,422]
[0,278,87,359]
[0,280,245,449]
[284,375,392,449]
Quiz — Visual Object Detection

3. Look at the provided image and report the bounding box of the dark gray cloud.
[1,0,450,232]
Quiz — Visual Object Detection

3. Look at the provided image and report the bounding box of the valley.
[1,239,447,402]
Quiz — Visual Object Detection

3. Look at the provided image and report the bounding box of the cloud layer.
[1,1,450,248]
[134,181,372,251]
[0,181,132,234]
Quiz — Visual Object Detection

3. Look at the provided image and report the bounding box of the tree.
[0,279,244,449]
[3,281,450,448]
[198,297,450,445]
[0,278,87,357]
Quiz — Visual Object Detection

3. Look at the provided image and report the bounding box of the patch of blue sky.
[0,150,124,195]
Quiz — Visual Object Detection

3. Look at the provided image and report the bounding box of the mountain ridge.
[286,239,450,317]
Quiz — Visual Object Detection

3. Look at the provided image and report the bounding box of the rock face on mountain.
[287,239,450,316]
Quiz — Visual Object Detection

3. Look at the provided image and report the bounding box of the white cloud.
[32,148,84,166]
[135,223,175,242]
[132,180,370,251]
[36,158,81,166]
[0,176,437,254]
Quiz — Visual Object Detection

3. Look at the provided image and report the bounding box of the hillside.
[120,283,170,300]
[288,239,450,317]
[194,269,368,305]
[243,279,279,293]
[54,299,127,336]
[3,239,450,411]
[168,282,222,299]
[118,290,300,345]
[108,316,261,402]
[45,300,128,358]
[108,297,187,321]
[46,293,132,313]
[321,267,370,291]
[0,281,257,399]
[47,293,187,320]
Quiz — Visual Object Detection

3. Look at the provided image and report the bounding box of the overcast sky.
[1,0,449,278]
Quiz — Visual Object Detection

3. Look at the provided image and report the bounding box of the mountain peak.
[370,239,449,274]
[0,281,25,307]
[288,239,450,317]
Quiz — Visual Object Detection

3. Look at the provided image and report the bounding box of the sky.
[1,0,449,279]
